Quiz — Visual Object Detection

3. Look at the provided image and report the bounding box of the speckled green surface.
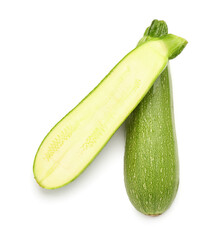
[124,20,181,215]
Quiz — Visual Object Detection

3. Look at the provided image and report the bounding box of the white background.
[0,0,222,239]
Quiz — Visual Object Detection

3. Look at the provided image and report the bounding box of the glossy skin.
[124,20,180,215]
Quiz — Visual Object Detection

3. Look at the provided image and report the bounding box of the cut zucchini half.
[33,34,187,189]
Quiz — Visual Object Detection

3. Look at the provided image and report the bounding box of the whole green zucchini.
[124,20,180,215]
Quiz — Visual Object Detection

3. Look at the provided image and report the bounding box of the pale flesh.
[34,40,169,189]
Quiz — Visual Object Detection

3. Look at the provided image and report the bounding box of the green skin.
[124,20,180,215]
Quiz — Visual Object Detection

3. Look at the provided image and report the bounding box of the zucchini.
[34,28,187,189]
[124,20,181,215]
